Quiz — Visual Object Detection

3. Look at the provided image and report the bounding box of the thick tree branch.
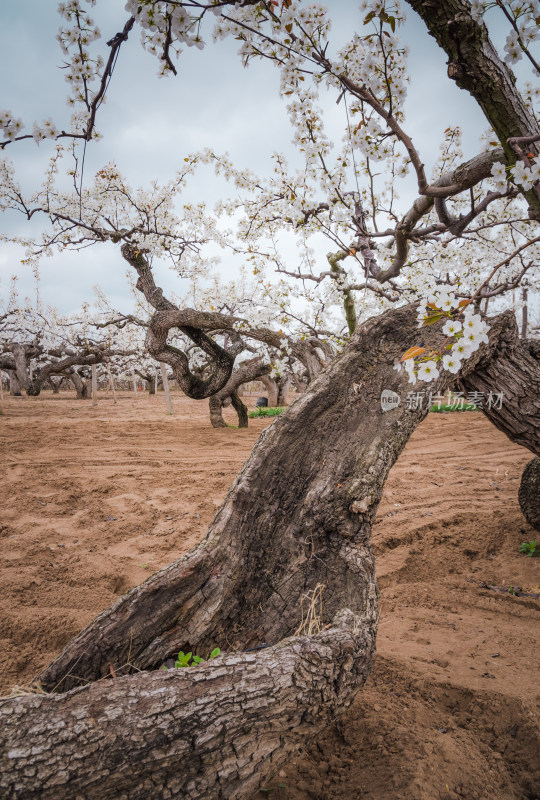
[406,0,540,219]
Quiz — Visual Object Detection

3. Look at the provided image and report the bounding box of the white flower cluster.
[0,109,24,142]
[512,159,540,191]
[32,118,60,145]
[469,1,540,66]
[503,14,540,65]
[2,0,102,144]
[522,80,540,117]
[125,0,223,74]
[270,356,288,379]
[57,1,103,111]
[490,160,508,192]
[395,291,490,384]
[492,159,540,192]
[469,0,486,22]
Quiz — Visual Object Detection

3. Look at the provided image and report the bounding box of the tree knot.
[350,496,372,514]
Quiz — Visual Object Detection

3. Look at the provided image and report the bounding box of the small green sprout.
[519,540,539,558]
[175,651,194,668]
[162,647,221,670]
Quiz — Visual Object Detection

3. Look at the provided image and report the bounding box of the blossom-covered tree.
[0,297,138,397]
[0,3,539,799]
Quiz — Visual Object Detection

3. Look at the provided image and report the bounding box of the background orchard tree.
[0,295,136,397]
[0,2,539,799]
[2,157,344,421]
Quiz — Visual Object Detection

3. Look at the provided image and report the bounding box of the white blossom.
[491,161,508,192]
[512,161,534,190]
[442,319,462,336]
[417,360,439,382]
[442,354,462,374]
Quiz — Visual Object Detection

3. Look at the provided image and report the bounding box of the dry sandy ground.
[0,391,539,800]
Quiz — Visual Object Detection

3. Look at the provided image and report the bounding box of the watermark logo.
[403,390,504,411]
[380,389,401,412]
[377,388,505,411]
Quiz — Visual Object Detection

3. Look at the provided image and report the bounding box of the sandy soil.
[0,391,538,800]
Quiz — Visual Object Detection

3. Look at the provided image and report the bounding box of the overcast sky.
[0,1,525,318]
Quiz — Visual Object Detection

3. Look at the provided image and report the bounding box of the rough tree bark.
[460,329,540,455]
[1,306,538,800]
[518,457,540,531]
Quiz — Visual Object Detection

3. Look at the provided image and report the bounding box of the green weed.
[248,406,285,418]
[519,540,539,558]
[162,647,221,670]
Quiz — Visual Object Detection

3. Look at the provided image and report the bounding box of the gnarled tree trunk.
[1,306,538,800]
[460,327,540,455]
[277,373,292,405]
[209,357,270,428]
[27,354,104,397]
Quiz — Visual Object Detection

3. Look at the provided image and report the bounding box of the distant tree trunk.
[160,363,174,414]
[259,374,292,406]
[521,287,528,339]
[277,374,292,406]
[91,364,98,406]
[69,372,89,399]
[230,389,248,427]
[209,395,228,427]
[11,344,29,392]
[259,373,292,406]
[259,374,279,407]
[209,357,270,428]
[8,372,22,396]
[1,306,538,800]
[135,370,157,394]
[105,363,118,404]
[49,377,63,394]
